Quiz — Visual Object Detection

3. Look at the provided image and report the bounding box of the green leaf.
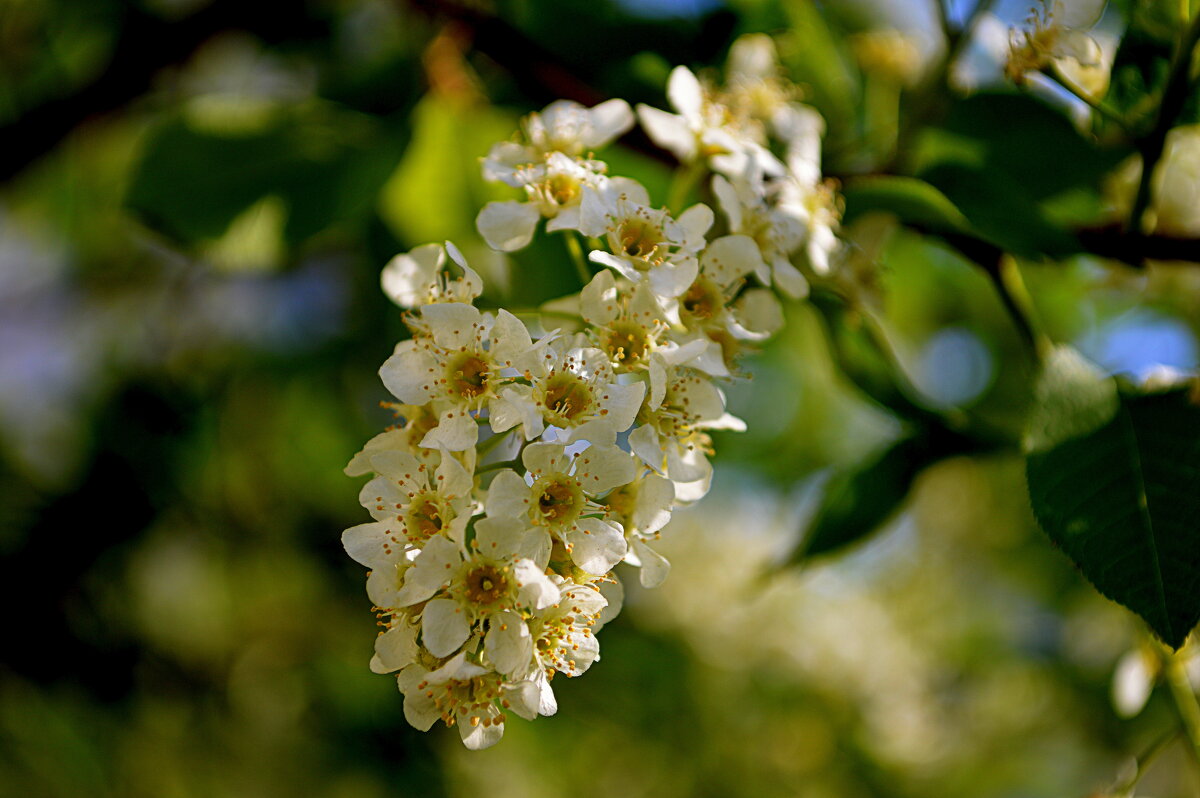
[792,426,983,563]
[841,175,971,237]
[1025,385,1200,649]
[126,104,405,248]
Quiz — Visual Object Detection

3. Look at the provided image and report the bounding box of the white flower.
[477,153,611,252]
[637,66,783,178]
[515,99,635,159]
[778,141,841,278]
[379,304,540,450]
[529,582,607,677]
[581,179,713,299]
[381,241,482,310]
[712,171,807,298]
[1006,0,1110,101]
[486,441,635,574]
[579,270,672,372]
[489,340,645,444]
[631,365,744,493]
[392,517,558,669]
[603,470,675,588]
[397,653,541,750]
[357,449,475,546]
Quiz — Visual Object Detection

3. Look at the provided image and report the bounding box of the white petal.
[667,66,704,124]
[711,175,743,231]
[629,424,665,473]
[473,515,527,560]
[601,381,645,435]
[435,451,473,501]
[636,105,696,162]
[632,473,675,534]
[595,573,624,630]
[632,539,671,588]
[422,303,484,350]
[649,257,699,299]
[477,200,541,252]
[371,623,420,673]
[1112,649,1155,718]
[421,598,471,657]
[584,99,635,148]
[514,558,560,608]
[702,234,763,285]
[394,534,461,605]
[505,678,542,721]
[567,517,627,574]
[342,522,404,570]
[489,309,534,366]
[420,409,478,452]
[484,469,531,520]
[380,243,443,308]
[677,203,715,245]
[590,249,641,283]
[522,441,570,477]
[379,342,437,405]
[485,611,534,676]
[575,443,636,494]
[458,713,505,750]
[580,270,620,326]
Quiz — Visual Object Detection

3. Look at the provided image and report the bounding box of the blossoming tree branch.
[339,0,1200,774]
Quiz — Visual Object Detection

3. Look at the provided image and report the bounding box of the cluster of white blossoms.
[343,34,840,749]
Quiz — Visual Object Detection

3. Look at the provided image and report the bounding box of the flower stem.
[475,457,520,475]
[1111,729,1179,797]
[667,158,706,213]
[1166,650,1200,767]
[475,428,513,459]
[563,232,592,286]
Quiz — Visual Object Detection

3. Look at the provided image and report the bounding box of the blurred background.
[2,0,1199,796]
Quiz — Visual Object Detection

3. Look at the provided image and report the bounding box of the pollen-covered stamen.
[464,565,510,605]
[530,475,585,528]
[541,372,594,424]
[419,672,507,727]
[616,216,666,264]
[404,493,448,543]
[445,352,490,400]
[603,320,652,367]
[681,277,725,322]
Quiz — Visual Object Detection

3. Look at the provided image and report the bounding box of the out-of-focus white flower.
[398,652,542,750]
[520,99,635,159]
[381,241,483,309]
[486,441,634,575]
[637,66,783,178]
[1111,636,1200,718]
[1006,0,1110,101]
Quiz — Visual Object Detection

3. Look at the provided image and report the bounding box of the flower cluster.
[343,35,841,749]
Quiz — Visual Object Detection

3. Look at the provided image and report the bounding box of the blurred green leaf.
[126,103,406,249]
[791,435,925,562]
[1025,385,1200,649]
[841,175,970,237]
[791,424,982,563]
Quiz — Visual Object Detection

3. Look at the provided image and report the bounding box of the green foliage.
[127,104,406,249]
[908,93,1129,259]
[792,434,941,562]
[1026,362,1200,649]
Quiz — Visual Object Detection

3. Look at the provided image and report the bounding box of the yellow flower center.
[445,352,490,400]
